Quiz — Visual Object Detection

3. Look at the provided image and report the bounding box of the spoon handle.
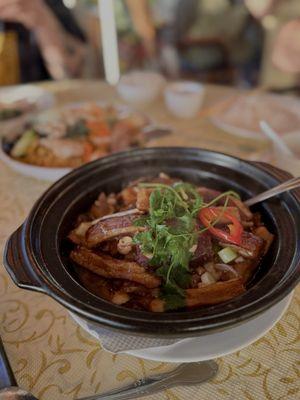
[0,337,16,390]
[245,176,300,207]
[79,361,218,400]
[260,121,293,157]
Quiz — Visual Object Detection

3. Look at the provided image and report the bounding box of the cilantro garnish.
[133,181,241,311]
[133,182,203,310]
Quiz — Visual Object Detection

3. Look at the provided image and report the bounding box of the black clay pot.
[4,147,300,337]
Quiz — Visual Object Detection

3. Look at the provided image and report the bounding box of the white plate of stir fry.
[0,102,167,181]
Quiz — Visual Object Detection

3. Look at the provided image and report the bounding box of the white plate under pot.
[71,293,292,363]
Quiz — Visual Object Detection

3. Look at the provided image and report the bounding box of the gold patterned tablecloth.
[0,81,299,400]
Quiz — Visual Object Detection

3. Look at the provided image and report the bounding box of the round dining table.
[0,80,299,400]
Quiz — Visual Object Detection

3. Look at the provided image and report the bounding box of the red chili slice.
[198,207,243,245]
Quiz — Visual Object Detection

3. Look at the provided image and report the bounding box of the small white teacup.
[164,81,205,119]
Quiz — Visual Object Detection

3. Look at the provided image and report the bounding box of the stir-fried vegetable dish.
[6,103,154,168]
[68,174,274,312]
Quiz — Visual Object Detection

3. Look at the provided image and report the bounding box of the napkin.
[70,312,180,353]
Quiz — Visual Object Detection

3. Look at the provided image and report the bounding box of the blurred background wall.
[0,0,299,92]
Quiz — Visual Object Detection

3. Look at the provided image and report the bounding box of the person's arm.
[272,18,300,73]
[0,0,86,79]
[125,0,156,58]
[245,0,277,18]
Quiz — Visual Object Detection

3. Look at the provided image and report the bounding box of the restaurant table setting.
[0,80,299,400]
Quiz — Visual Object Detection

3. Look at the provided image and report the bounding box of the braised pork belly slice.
[197,187,221,203]
[136,188,152,212]
[219,231,264,259]
[150,278,245,312]
[119,186,138,208]
[185,278,245,307]
[70,247,161,288]
[68,209,143,247]
[120,174,179,210]
[253,226,274,255]
[86,213,145,248]
[190,230,213,266]
[234,260,258,283]
[76,267,113,300]
[68,221,91,246]
[90,192,116,219]
[77,267,158,307]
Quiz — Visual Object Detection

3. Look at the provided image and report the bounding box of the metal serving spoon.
[260,121,294,157]
[245,176,300,207]
[0,336,218,400]
[80,361,218,400]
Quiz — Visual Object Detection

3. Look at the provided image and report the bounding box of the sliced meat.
[121,281,156,295]
[135,245,151,267]
[219,231,264,259]
[119,187,138,207]
[101,239,119,256]
[136,188,152,212]
[241,221,254,228]
[69,209,142,246]
[234,260,258,283]
[90,192,115,219]
[237,231,264,258]
[71,247,161,288]
[190,231,213,266]
[186,278,245,307]
[150,278,246,311]
[227,197,253,221]
[86,214,145,248]
[197,187,221,203]
[253,226,274,255]
[68,221,93,245]
[191,273,202,287]
[76,267,113,300]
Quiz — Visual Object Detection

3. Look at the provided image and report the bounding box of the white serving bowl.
[164,81,205,119]
[117,71,166,106]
